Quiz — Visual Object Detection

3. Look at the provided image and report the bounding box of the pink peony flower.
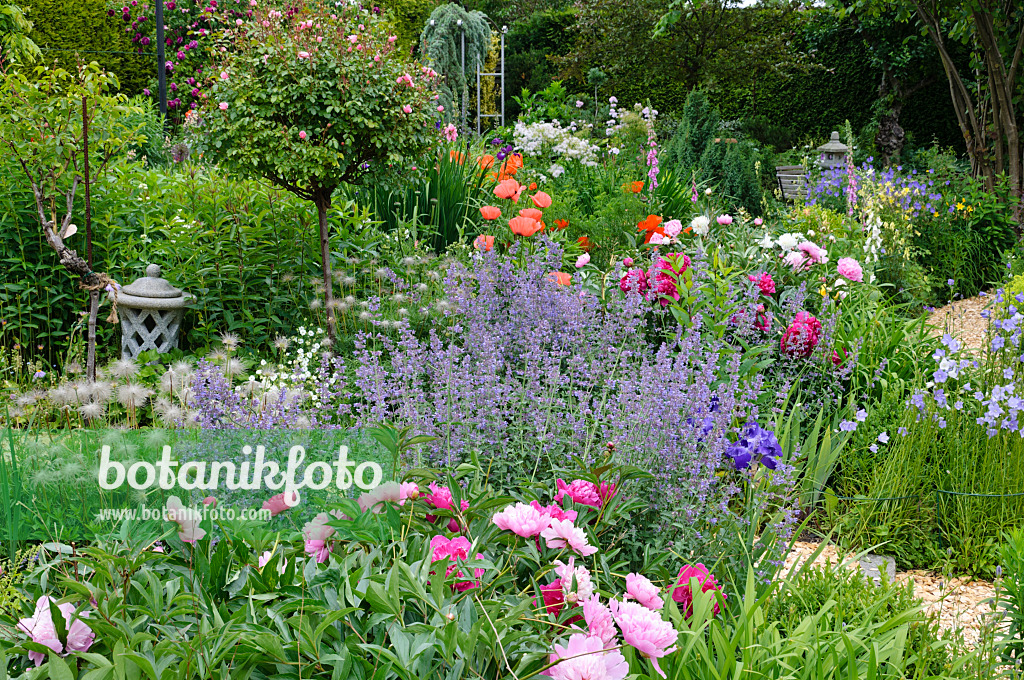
[258,550,287,574]
[165,496,205,543]
[837,257,863,283]
[541,519,598,556]
[663,219,683,238]
[554,478,616,508]
[17,596,95,666]
[622,257,634,267]
[754,304,771,332]
[493,502,551,537]
[575,253,591,268]
[797,240,827,264]
[671,563,725,619]
[780,312,821,358]
[784,250,808,270]
[539,578,565,617]
[202,496,217,508]
[619,268,650,295]
[424,482,469,531]
[429,535,484,591]
[748,272,775,296]
[218,102,228,110]
[609,599,678,678]
[544,633,628,680]
[531,500,578,523]
[262,490,299,516]
[716,214,733,226]
[651,254,690,306]
[357,480,403,513]
[581,594,618,647]
[554,557,594,604]
[624,573,664,610]
[399,482,419,503]
[302,511,343,563]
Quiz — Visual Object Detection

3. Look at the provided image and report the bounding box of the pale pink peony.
[165,496,205,543]
[609,599,678,678]
[302,511,342,563]
[784,250,808,270]
[836,257,863,282]
[575,253,591,268]
[492,502,551,537]
[541,519,598,556]
[624,573,664,610]
[797,240,827,264]
[581,594,618,647]
[399,482,420,504]
[202,496,217,508]
[544,633,628,680]
[17,596,95,666]
[262,490,299,516]
[554,557,594,603]
[258,550,287,574]
[716,214,733,226]
[357,480,403,513]
[663,219,683,238]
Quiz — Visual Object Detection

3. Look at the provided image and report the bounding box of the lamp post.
[155,0,167,118]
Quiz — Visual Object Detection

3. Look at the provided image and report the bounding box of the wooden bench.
[776,165,806,201]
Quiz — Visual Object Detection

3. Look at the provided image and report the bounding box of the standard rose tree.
[196,3,439,343]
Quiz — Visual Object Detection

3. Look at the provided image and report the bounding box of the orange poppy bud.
[529,182,537,190]
[547,272,572,286]
[530,191,552,208]
[509,216,542,237]
[480,206,502,220]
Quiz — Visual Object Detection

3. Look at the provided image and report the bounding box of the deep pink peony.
[429,535,484,592]
[671,563,725,619]
[554,479,616,508]
[624,573,664,610]
[424,482,469,532]
[17,596,95,666]
[780,311,821,358]
[836,257,863,283]
[619,268,650,295]
[493,502,551,537]
[609,599,678,678]
[543,633,629,680]
[651,253,690,306]
[748,272,776,295]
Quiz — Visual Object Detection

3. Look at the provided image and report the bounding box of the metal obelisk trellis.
[475,25,507,134]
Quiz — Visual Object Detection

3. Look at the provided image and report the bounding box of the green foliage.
[503,8,577,120]
[721,140,762,214]
[198,5,437,196]
[379,0,440,54]
[24,0,148,94]
[0,1,38,63]
[664,89,720,173]
[997,527,1024,667]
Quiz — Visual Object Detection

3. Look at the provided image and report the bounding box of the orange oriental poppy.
[548,272,572,286]
[577,236,593,252]
[474,234,495,251]
[509,216,542,237]
[480,205,502,220]
[630,181,644,193]
[530,191,552,208]
[554,219,569,230]
[494,179,522,200]
[478,154,495,170]
[449,150,466,164]
[529,182,538,190]
[519,208,544,221]
[637,215,664,244]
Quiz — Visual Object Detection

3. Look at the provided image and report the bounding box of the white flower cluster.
[514,121,600,166]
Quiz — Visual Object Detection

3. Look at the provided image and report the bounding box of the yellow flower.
[956,201,965,210]
[820,285,828,298]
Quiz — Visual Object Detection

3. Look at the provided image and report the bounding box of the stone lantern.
[816,131,849,171]
[110,264,193,359]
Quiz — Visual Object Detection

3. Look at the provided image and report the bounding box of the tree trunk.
[87,290,99,381]
[313,189,337,346]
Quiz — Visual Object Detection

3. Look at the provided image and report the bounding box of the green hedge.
[25,0,150,94]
